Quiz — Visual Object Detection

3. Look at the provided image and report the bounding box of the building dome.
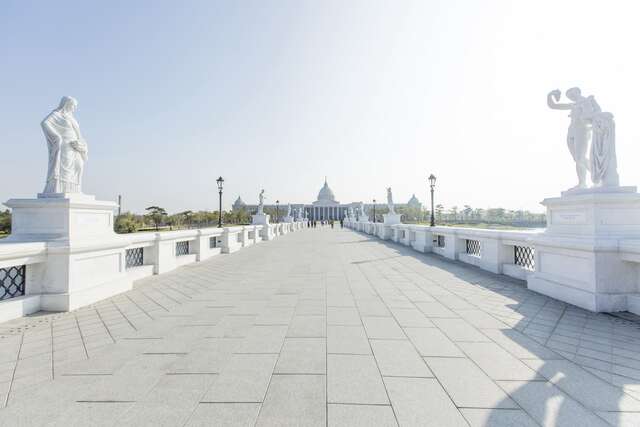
[317,178,336,202]
[232,196,247,211]
[407,194,422,209]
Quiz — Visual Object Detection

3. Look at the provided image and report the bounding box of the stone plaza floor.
[2,227,640,426]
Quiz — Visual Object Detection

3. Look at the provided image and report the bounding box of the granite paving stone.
[255,374,326,426]
[384,377,467,427]
[370,339,432,378]
[1,227,640,425]
[327,404,398,427]
[275,338,326,374]
[327,325,371,355]
[425,357,518,408]
[327,354,388,405]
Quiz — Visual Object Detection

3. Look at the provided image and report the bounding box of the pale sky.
[2,0,639,213]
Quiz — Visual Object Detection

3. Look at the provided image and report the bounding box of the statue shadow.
[348,229,640,426]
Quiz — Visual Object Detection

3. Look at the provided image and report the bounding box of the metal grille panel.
[1,265,26,301]
[466,239,481,257]
[125,247,144,269]
[209,237,218,248]
[176,241,190,256]
[434,235,445,248]
[514,246,535,270]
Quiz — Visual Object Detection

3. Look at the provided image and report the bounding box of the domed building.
[407,194,422,210]
[232,196,247,211]
[305,178,345,220]
[242,178,417,221]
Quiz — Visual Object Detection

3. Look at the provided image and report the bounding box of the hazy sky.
[2,0,639,213]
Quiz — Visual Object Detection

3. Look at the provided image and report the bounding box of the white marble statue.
[286,204,292,217]
[257,189,265,215]
[590,112,619,187]
[359,202,366,220]
[547,87,619,190]
[42,96,88,194]
[386,188,396,214]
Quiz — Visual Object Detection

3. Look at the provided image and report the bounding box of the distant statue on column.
[257,189,265,215]
[547,87,619,190]
[387,187,396,214]
[41,96,88,195]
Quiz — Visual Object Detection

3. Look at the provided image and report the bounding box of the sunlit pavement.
[1,226,640,426]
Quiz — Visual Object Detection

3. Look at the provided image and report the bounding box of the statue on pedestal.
[286,204,292,217]
[42,96,88,195]
[257,189,265,215]
[387,188,396,214]
[547,87,619,190]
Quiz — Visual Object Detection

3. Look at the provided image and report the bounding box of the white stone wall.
[0,221,308,323]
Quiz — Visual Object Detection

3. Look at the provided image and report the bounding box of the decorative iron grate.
[176,241,190,256]
[125,247,144,269]
[209,236,218,248]
[1,265,26,301]
[514,246,535,270]
[466,239,481,257]
[434,235,445,248]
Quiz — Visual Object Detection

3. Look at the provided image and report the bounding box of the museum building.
[234,179,422,221]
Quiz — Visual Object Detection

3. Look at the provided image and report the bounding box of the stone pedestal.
[383,213,402,225]
[527,187,640,312]
[252,214,270,225]
[4,193,131,311]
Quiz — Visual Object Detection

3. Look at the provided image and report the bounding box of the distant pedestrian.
[340,219,343,228]
[331,220,334,229]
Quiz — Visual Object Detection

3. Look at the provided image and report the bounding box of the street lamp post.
[372,199,376,223]
[276,200,280,223]
[216,176,224,228]
[428,174,436,227]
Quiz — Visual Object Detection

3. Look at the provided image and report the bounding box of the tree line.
[114,206,255,233]
[370,205,545,227]
[0,204,547,237]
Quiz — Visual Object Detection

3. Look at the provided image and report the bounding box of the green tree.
[0,209,11,234]
[115,212,143,233]
[463,205,473,220]
[449,206,458,221]
[145,206,167,231]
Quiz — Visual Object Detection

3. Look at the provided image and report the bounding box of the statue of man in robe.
[257,189,265,215]
[387,187,396,214]
[547,87,615,190]
[42,96,88,194]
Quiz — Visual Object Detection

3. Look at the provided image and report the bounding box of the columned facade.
[238,178,419,221]
[307,179,342,221]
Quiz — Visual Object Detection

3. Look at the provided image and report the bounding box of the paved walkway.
[2,227,640,426]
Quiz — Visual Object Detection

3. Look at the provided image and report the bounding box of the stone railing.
[348,220,539,281]
[0,221,306,323]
